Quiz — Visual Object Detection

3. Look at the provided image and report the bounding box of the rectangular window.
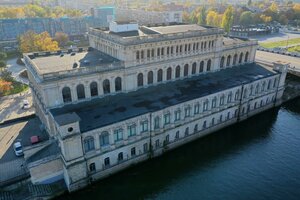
[175,131,179,139]
[175,110,181,121]
[203,102,208,111]
[220,97,224,106]
[194,104,200,114]
[165,135,169,143]
[141,121,148,132]
[143,143,148,153]
[154,117,160,129]
[164,113,170,125]
[155,139,160,148]
[131,147,136,156]
[114,129,123,142]
[128,124,136,137]
[185,107,191,117]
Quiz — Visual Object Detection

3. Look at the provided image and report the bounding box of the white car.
[13,142,23,156]
[22,100,30,109]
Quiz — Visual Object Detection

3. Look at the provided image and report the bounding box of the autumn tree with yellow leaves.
[19,31,59,53]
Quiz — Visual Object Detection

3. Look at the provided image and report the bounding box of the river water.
[58,98,300,200]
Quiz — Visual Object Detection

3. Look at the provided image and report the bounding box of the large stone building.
[24,22,288,192]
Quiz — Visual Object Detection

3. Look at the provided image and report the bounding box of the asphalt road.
[255,51,300,69]
[0,117,48,164]
[250,32,300,43]
[6,58,28,84]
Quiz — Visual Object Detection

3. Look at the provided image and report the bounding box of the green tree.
[239,11,254,25]
[0,60,6,71]
[248,0,252,6]
[0,52,7,60]
[197,7,206,25]
[221,6,234,33]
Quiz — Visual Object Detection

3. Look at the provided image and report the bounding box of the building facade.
[24,22,287,192]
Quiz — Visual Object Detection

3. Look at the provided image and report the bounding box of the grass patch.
[288,45,300,53]
[259,37,300,48]
[0,78,28,96]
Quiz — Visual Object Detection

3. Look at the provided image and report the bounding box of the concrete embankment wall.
[282,74,300,102]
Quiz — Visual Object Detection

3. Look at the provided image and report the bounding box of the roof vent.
[73,62,78,68]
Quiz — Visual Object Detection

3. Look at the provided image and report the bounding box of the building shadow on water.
[56,108,280,200]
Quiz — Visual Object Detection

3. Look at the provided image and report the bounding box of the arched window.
[100,132,109,147]
[185,127,189,136]
[245,52,249,62]
[243,88,248,98]
[84,136,95,152]
[137,73,143,87]
[103,79,110,94]
[90,82,98,97]
[184,64,189,76]
[212,97,217,108]
[175,65,180,78]
[194,124,198,133]
[200,61,204,72]
[62,87,72,103]
[233,54,237,65]
[207,59,211,71]
[118,152,123,162]
[115,77,122,91]
[148,71,153,84]
[157,69,163,82]
[239,52,244,64]
[226,55,231,67]
[89,163,96,172]
[192,62,196,74]
[220,56,225,68]
[167,67,172,80]
[76,84,85,100]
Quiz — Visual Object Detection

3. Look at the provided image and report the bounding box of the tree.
[0,79,12,96]
[54,32,69,47]
[19,31,59,53]
[0,69,13,82]
[221,6,234,33]
[239,11,254,25]
[0,52,7,60]
[0,60,6,71]
[260,14,272,23]
[206,10,218,26]
[197,7,206,25]
[247,0,252,6]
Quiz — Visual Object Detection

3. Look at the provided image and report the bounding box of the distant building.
[0,17,88,42]
[116,9,183,25]
[24,21,288,192]
[90,7,115,27]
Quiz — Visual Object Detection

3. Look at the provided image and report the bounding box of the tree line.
[0,4,82,19]
[183,2,300,31]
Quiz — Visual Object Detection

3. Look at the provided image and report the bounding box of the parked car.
[30,135,40,144]
[22,100,30,109]
[13,142,23,156]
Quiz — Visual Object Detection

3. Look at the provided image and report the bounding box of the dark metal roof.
[54,112,81,126]
[51,63,277,133]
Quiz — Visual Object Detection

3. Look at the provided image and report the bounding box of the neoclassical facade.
[24,22,287,192]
